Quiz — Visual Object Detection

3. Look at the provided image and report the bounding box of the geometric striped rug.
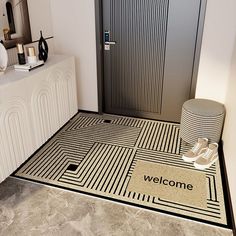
[13,112,228,227]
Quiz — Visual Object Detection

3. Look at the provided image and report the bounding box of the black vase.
[38,31,48,62]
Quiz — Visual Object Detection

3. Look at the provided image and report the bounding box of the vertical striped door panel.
[109,0,169,113]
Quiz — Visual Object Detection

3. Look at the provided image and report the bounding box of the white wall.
[197,0,236,102]
[27,0,53,41]
[196,0,236,222]
[50,0,98,112]
[222,35,236,224]
[195,0,236,103]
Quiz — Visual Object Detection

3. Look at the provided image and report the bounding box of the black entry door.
[102,0,204,122]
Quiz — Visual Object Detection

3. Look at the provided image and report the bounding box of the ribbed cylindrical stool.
[180,99,225,145]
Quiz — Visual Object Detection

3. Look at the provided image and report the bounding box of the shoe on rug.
[182,138,208,162]
[194,143,219,170]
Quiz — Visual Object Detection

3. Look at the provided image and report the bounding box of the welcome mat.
[13,113,228,227]
[128,161,206,208]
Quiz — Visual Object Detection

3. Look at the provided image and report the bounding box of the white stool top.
[183,99,225,117]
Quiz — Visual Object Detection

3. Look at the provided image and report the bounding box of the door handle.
[104,31,116,45]
[105,41,116,45]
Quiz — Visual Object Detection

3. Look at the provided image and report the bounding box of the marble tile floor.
[0,177,233,236]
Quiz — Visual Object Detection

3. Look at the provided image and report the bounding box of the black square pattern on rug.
[67,164,78,171]
[103,119,112,123]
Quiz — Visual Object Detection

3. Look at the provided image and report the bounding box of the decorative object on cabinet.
[16,44,26,65]
[26,46,37,64]
[0,41,8,75]
[14,60,44,72]
[3,28,11,40]
[38,31,48,62]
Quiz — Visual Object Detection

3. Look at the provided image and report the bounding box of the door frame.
[95,0,208,115]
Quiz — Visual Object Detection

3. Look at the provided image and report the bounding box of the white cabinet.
[0,55,78,183]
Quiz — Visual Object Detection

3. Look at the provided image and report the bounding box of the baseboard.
[78,109,99,114]
[219,140,236,235]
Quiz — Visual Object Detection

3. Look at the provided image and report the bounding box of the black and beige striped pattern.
[136,122,180,154]
[180,105,225,145]
[14,113,227,226]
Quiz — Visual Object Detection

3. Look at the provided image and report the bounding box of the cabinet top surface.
[0,54,74,87]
